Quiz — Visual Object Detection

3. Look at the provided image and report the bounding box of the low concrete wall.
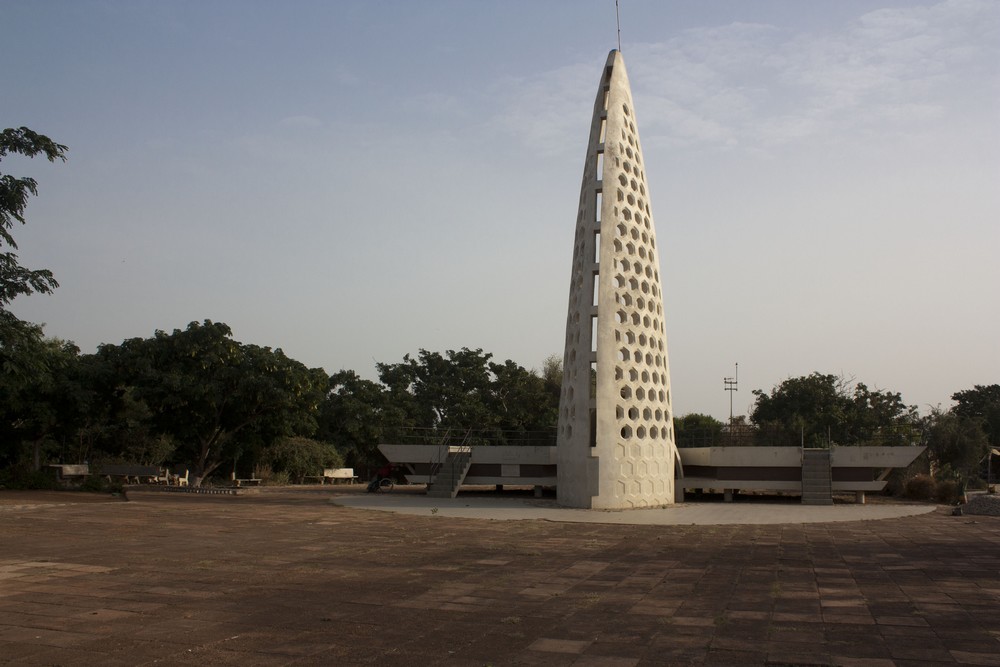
[378,444,925,497]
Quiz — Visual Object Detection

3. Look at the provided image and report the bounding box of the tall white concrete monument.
[557,50,679,509]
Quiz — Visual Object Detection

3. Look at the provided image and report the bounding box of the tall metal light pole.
[724,362,738,425]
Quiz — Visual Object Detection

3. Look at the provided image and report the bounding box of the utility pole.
[724,362,738,425]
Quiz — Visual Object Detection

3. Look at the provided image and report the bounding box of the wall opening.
[590,316,598,353]
[596,152,604,181]
[593,229,601,263]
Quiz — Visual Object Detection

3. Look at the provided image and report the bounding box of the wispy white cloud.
[484,62,596,156]
[491,1,998,153]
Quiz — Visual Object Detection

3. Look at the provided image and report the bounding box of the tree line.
[2,127,996,489]
[675,373,998,486]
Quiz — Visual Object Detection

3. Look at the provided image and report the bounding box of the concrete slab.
[333,489,936,525]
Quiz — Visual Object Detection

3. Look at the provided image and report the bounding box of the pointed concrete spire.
[556,50,678,509]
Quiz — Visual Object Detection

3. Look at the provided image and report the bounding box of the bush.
[0,466,60,490]
[263,470,290,487]
[79,475,107,493]
[935,479,959,504]
[904,474,936,501]
[263,437,343,483]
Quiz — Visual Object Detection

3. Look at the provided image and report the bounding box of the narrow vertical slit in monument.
[593,229,601,262]
[595,192,602,222]
[590,316,598,353]
[602,88,609,110]
[596,152,604,181]
[589,408,597,447]
[592,273,600,307]
[599,118,607,144]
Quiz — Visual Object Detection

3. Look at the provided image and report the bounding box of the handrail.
[383,426,557,448]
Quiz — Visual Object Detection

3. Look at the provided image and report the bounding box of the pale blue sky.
[5,0,998,420]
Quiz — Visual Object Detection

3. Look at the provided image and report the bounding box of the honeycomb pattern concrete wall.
[556,50,678,510]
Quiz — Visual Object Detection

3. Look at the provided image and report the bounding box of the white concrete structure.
[556,50,679,509]
[379,444,556,487]
[378,443,926,505]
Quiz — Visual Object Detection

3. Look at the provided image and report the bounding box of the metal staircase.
[426,448,472,499]
[801,448,833,505]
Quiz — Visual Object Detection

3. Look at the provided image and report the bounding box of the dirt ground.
[1,486,998,666]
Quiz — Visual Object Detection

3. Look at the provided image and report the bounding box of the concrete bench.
[48,464,91,484]
[324,468,357,484]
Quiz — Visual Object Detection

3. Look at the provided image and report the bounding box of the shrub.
[904,474,936,501]
[79,476,108,493]
[0,466,60,490]
[253,465,290,487]
[263,437,343,483]
[935,479,959,504]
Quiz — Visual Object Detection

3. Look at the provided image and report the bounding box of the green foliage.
[0,465,59,490]
[935,478,960,504]
[260,469,290,486]
[319,349,560,469]
[750,373,918,447]
[951,384,1000,446]
[0,127,67,309]
[264,436,342,483]
[904,474,935,501]
[79,475,122,494]
[99,320,328,485]
[319,369,395,467]
[924,408,988,481]
[674,413,725,447]
[0,334,81,469]
[0,127,69,472]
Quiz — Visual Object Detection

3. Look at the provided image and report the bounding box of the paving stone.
[0,487,998,666]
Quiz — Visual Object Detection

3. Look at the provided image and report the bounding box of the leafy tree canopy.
[1,127,67,309]
[101,320,328,485]
[1,127,68,382]
[751,373,918,447]
[951,384,1000,446]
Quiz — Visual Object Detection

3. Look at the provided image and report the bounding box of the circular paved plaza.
[1,486,998,666]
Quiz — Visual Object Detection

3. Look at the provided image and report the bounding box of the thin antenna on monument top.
[616,0,622,51]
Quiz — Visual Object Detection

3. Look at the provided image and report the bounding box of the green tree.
[103,321,327,485]
[751,373,852,446]
[1,127,67,356]
[673,413,725,447]
[540,353,563,407]
[487,359,558,441]
[0,335,80,470]
[264,436,343,483]
[951,384,1000,446]
[1,127,67,306]
[317,370,392,469]
[751,373,918,447]
[924,408,988,481]
[375,348,559,444]
[846,383,920,446]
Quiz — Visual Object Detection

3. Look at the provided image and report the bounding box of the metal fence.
[382,426,557,448]
[379,424,921,449]
[674,424,923,449]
